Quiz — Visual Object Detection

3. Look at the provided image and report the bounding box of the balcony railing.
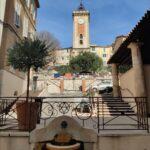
[0,96,149,133]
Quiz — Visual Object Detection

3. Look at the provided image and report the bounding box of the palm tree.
[8,38,49,100]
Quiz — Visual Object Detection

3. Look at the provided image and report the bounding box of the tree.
[69,52,103,74]
[8,37,54,100]
[56,65,71,75]
[36,31,60,65]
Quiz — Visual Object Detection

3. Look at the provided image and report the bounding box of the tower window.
[80,34,83,39]
[103,54,107,57]
[80,40,83,45]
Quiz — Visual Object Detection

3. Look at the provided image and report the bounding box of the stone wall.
[38,78,97,94]
[0,132,32,150]
[1,132,150,150]
[98,134,150,150]
[144,65,150,112]
[119,68,135,97]
[0,70,25,96]
[119,65,150,113]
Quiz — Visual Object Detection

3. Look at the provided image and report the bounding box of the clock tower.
[72,1,90,48]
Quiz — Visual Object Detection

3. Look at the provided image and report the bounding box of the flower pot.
[16,101,39,131]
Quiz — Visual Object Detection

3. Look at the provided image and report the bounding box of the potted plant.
[8,34,59,131]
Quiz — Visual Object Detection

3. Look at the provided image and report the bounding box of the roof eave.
[35,0,40,8]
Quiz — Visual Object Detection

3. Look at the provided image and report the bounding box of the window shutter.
[14,1,21,27]
[23,17,28,37]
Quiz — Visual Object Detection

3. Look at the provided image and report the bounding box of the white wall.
[0,132,32,150]
[0,70,25,96]
[37,79,97,95]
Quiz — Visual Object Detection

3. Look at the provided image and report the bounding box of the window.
[23,16,29,37]
[103,54,107,57]
[103,48,106,52]
[14,1,21,27]
[80,40,83,45]
[25,0,30,7]
[80,34,83,39]
[79,34,83,45]
[31,2,36,20]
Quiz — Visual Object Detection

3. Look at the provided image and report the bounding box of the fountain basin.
[46,143,80,150]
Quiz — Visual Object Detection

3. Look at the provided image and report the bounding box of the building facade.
[55,48,72,66]
[55,2,112,67]
[108,11,150,114]
[0,0,39,96]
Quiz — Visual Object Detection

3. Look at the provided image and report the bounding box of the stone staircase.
[94,95,136,116]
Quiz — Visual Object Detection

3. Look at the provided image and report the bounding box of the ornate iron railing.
[0,96,149,133]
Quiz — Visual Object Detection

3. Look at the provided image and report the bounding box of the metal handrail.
[0,96,149,132]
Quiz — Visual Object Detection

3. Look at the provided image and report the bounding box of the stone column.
[82,79,86,95]
[128,42,146,97]
[112,64,120,97]
[60,80,64,93]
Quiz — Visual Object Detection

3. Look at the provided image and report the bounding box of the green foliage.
[69,52,103,74]
[8,38,49,72]
[118,65,132,73]
[100,66,112,73]
[57,65,71,75]
[8,38,50,99]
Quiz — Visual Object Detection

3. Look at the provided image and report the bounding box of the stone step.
[98,110,134,113]
[95,104,131,107]
[98,113,136,116]
[94,106,133,109]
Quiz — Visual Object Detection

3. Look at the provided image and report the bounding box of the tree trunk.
[26,68,30,102]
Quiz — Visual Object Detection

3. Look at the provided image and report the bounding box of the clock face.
[78,18,85,24]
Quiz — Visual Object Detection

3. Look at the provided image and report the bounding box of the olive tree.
[8,36,58,100]
[69,52,103,74]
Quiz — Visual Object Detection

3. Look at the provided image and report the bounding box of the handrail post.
[102,99,104,130]
[97,97,100,133]
[145,97,149,132]
[29,97,31,132]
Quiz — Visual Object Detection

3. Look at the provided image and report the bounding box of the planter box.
[16,101,39,131]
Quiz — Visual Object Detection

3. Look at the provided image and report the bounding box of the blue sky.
[37,0,150,48]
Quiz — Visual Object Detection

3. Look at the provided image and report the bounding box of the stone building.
[55,2,113,67]
[0,0,40,96]
[108,10,150,114]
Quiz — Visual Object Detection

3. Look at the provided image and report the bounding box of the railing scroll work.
[0,96,149,132]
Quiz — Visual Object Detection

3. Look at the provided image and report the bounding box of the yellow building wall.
[90,46,112,66]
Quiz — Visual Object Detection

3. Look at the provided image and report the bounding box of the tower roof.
[77,0,86,11]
